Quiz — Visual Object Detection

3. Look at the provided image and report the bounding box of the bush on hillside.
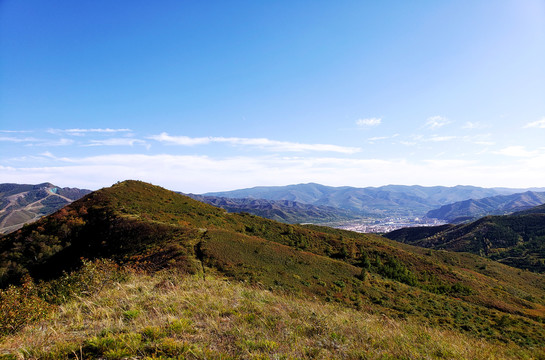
[0,276,53,336]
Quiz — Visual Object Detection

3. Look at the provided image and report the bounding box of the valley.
[326,216,447,233]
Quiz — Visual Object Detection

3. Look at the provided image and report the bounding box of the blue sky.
[1,0,545,192]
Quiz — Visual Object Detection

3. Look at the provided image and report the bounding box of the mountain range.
[1,180,545,356]
[185,194,358,224]
[207,183,544,217]
[0,183,91,234]
[426,191,545,223]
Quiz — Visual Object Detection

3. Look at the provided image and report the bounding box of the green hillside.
[386,208,545,272]
[2,180,545,357]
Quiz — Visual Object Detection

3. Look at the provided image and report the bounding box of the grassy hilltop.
[1,180,545,359]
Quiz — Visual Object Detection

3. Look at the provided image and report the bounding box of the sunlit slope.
[0,182,90,234]
[386,207,545,272]
[1,180,545,345]
[426,191,545,223]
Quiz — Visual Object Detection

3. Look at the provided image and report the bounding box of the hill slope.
[1,269,541,359]
[0,183,90,234]
[386,206,545,272]
[1,180,545,347]
[426,191,545,223]
[513,202,545,215]
[206,183,529,217]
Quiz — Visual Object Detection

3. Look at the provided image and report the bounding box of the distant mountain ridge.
[206,183,539,217]
[426,191,545,223]
[0,182,91,234]
[513,202,545,215]
[186,194,358,224]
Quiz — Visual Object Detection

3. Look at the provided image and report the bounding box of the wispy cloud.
[408,134,456,143]
[149,133,361,154]
[0,136,74,146]
[0,136,39,143]
[148,133,211,146]
[428,135,456,142]
[85,138,149,147]
[423,159,476,167]
[425,116,450,129]
[524,118,545,129]
[462,121,487,129]
[48,128,132,136]
[367,136,389,141]
[494,146,536,157]
[368,134,399,142]
[34,151,75,162]
[32,138,75,147]
[356,118,382,127]
[461,134,494,146]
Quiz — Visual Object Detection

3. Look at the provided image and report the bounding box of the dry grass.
[1,270,543,360]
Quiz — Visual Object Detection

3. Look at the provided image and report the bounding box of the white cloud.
[32,138,75,147]
[461,134,494,146]
[0,136,38,143]
[462,121,487,129]
[40,151,55,158]
[408,134,455,143]
[149,133,213,146]
[356,118,382,127]
[221,138,360,153]
[471,141,494,146]
[368,134,399,142]
[149,133,361,154]
[48,128,132,136]
[367,136,389,141]
[494,146,536,157]
[427,135,456,142]
[524,118,545,129]
[0,136,74,146]
[423,159,476,168]
[85,138,149,147]
[425,116,450,129]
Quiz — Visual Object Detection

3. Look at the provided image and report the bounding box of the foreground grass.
[1,270,543,360]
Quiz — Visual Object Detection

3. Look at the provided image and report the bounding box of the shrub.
[0,276,53,336]
[38,258,127,304]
